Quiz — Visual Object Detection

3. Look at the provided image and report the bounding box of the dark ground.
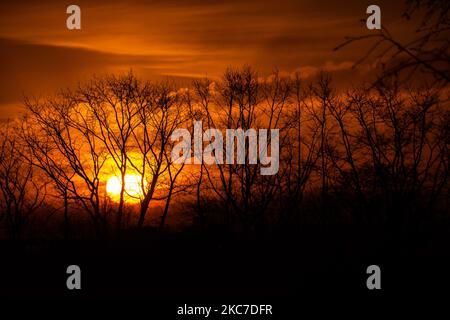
[0,223,449,316]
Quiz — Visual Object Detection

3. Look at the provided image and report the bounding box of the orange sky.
[0,0,415,118]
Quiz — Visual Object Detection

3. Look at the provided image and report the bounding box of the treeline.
[0,67,448,239]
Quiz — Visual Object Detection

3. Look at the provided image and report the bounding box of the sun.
[106,174,144,202]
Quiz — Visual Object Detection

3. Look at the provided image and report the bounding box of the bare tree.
[24,94,109,237]
[335,0,450,86]
[129,81,187,228]
[0,121,46,239]
[280,72,321,224]
[192,67,291,231]
[73,73,141,233]
[21,114,75,239]
[9,63,448,237]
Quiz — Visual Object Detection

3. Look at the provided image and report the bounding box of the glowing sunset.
[0,0,448,311]
[106,174,145,202]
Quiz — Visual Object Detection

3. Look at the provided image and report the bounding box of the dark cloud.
[0,0,415,117]
[0,37,192,102]
[0,37,206,119]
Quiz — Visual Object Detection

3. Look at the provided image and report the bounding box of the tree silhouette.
[0,60,446,239]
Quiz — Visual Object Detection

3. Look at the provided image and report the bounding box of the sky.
[0,0,413,118]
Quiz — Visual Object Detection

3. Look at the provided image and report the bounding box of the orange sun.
[106,174,144,202]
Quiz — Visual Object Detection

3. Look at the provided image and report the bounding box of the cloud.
[0,0,412,117]
[295,61,355,78]
[0,37,204,117]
